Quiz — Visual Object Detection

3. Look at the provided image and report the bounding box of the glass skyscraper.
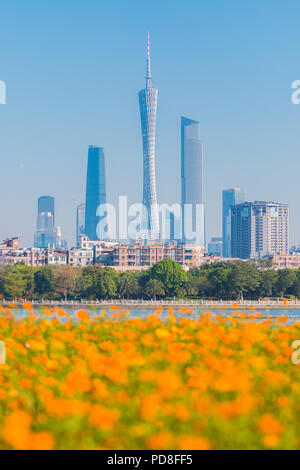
[181,117,205,246]
[34,196,57,248]
[85,146,107,241]
[138,33,159,239]
[222,188,245,258]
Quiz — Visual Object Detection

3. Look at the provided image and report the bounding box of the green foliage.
[143,279,165,300]
[149,259,187,297]
[275,269,297,297]
[228,261,261,299]
[34,267,54,297]
[1,259,300,300]
[118,273,140,299]
[1,264,34,299]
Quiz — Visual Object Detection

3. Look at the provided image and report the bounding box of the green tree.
[275,269,297,298]
[96,268,118,299]
[2,265,34,299]
[118,273,140,299]
[184,278,198,297]
[228,262,260,299]
[34,267,54,297]
[149,259,187,297]
[143,279,165,300]
[257,270,278,298]
[290,269,300,299]
[53,266,81,301]
[207,263,232,298]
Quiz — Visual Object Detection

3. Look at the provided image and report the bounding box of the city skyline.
[0,1,299,247]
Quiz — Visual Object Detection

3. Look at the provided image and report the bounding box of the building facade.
[222,188,245,258]
[138,34,159,239]
[269,253,300,269]
[76,203,85,247]
[207,237,223,256]
[231,201,289,259]
[181,116,205,246]
[85,146,107,241]
[34,196,58,248]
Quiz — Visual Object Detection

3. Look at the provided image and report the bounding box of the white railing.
[0,298,299,307]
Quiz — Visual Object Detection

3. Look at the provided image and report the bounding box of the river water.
[5,306,300,325]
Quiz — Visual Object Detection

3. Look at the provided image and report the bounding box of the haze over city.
[1,0,300,247]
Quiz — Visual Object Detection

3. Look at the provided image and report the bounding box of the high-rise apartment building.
[231,201,289,259]
[181,117,205,246]
[85,146,107,241]
[138,34,159,239]
[222,188,245,257]
[76,203,85,247]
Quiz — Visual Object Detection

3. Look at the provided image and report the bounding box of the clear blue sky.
[0,0,300,247]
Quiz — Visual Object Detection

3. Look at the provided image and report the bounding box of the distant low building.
[207,237,223,256]
[68,247,94,267]
[268,253,300,269]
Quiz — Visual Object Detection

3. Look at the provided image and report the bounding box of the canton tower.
[139,33,159,239]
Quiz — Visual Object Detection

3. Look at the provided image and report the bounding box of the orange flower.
[30,431,55,450]
[76,310,90,322]
[262,435,279,448]
[178,436,211,450]
[2,410,32,449]
[258,414,283,436]
[147,431,174,450]
[89,405,120,430]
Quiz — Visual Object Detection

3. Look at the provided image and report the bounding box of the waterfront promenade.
[1,298,299,309]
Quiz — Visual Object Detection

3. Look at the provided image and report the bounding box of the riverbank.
[0,299,298,309]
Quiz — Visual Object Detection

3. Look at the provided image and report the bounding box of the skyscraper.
[222,188,245,258]
[85,146,107,241]
[38,196,55,225]
[231,201,289,259]
[76,203,85,246]
[181,117,205,246]
[138,33,159,239]
[34,196,57,248]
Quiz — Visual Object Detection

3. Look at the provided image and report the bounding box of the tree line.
[0,259,300,301]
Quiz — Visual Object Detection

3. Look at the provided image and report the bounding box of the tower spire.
[146,32,151,89]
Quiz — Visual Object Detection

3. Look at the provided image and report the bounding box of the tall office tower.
[222,188,245,257]
[181,117,205,246]
[85,146,107,241]
[38,196,55,225]
[231,201,289,260]
[138,33,159,240]
[34,196,57,248]
[76,203,85,246]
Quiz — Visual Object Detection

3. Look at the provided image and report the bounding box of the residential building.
[231,201,289,259]
[68,247,94,267]
[269,253,300,269]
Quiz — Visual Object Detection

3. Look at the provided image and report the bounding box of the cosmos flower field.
[0,303,299,450]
